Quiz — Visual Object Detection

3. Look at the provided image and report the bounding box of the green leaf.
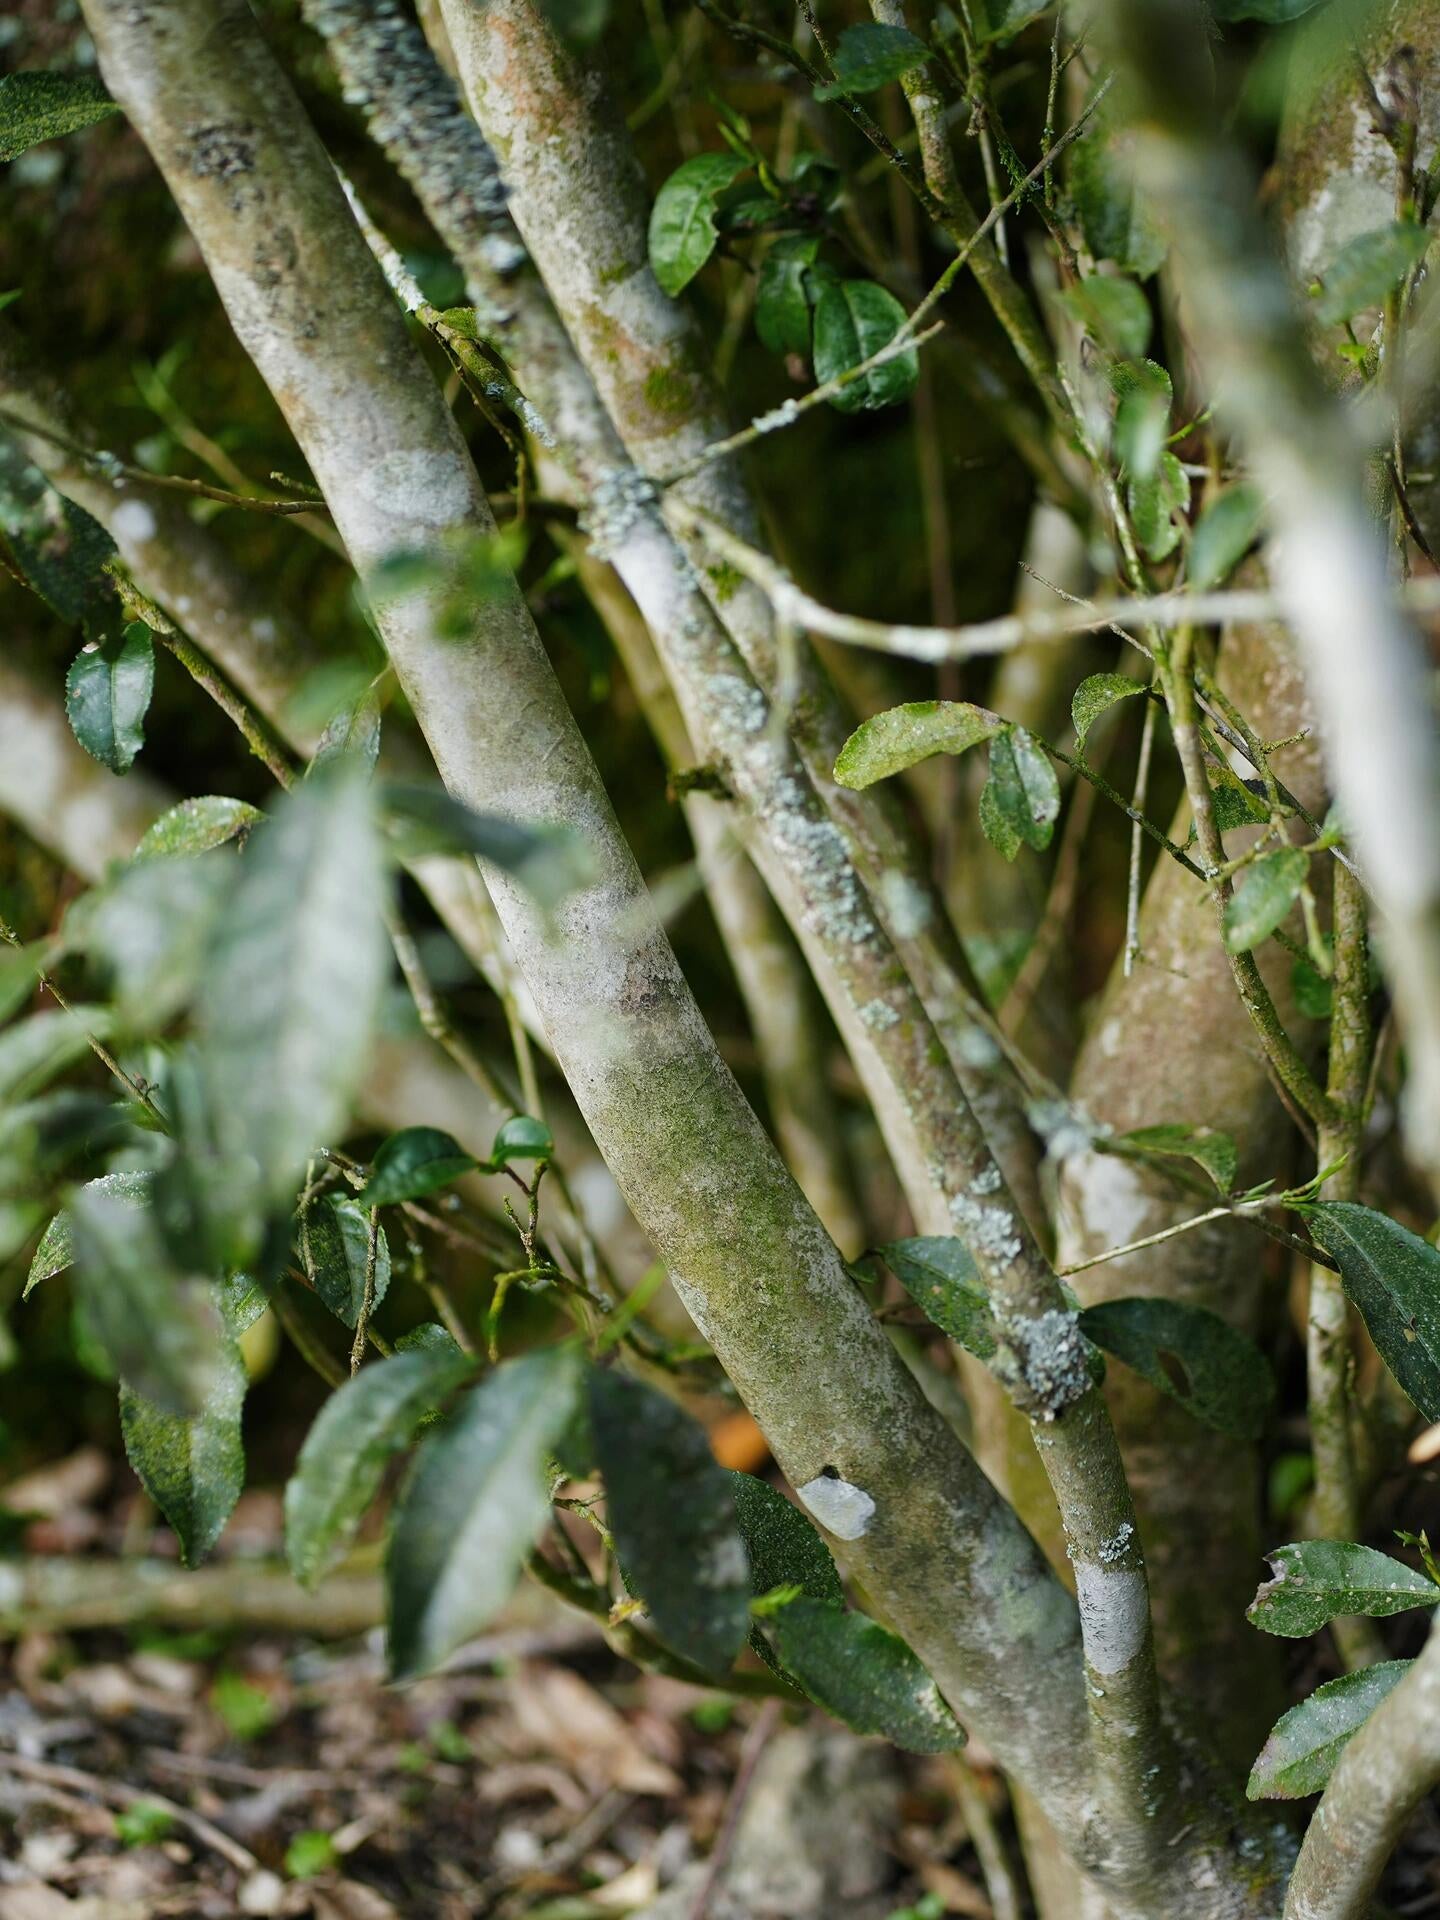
[1223,847,1308,953]
[1072,673,1145,750]
[1069,84,1167,278]
[286,1344,474,1589]
[1128,451,1189,562]
[589,1367,751,1676]
[834,700,1002,790]
[1111,1121,1238,1194]
[878,1237,997,1361]
[302,1196,391,1329]
[812,280,918,413]
[120,1331,246,1567]
[1208,763,1272,832]
[387,1345,583,1679]
[382,783,593,911]
[25,1170,154,1298]
[487,1114,554,1168]
[1292,952,1333,1021]
[1189,485,1265,591]
[973,0,1051,44]
[1247,1662,1411,1800]
[75,853,231,1029]
[729,1470,844,1608]
[135,796,262,861]
[0,1006,112,1103]
[65,624,155,774]
[311,687,382,776]
[1302,1203,1440,1422]
[814,23,929,98]
[199,767,388,1216]
[1211,0,1326,18]
[1061,276,1152,359]
[1111,359,1173,481]
[0,939,54,1026]
[1077,1297,1274,1438]
[756,235,822,357]
[69,1182,222,1417]
[979,727,1060,861]
[768,1599,965,1753]
[0,71,121,163]
[1314,222,1431,326]
[359,1127,477,1208]
[648,152,751,297]
[1248,1541,1439,1638]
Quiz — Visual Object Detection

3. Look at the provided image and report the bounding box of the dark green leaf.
[1247,1663,1411,1800]
[382,784,593,910]
[1072,673,1145,750]
[1128,451,1189,562]
[69,1183,222,1416]
[25,1170,154,1298]
[359,1127,477,1208]
[0,71,120,162]
[756,235,822,357]
[65,624,155,774]
[589,1367,751,1676]
[120,1331,246,1567]
[135,796,262,860]
[1069,85,1167,278]
[302,1196,391,1329]
[814,23,929,98]
[973,0,1050,44]
[1223,847,1308,953]
[387,1345,583,1678]
[1189,485,1265,591]
[1061,276,1152,359]
[487,1114,554,1168]
[1077,1297,1274,1438]
[1302,1203,1440,1422]
[834,701,1002,790]
[768,1599,965,1753]
[199,767,388,1216]
[1248,1541,1438,1638]
[728,1470,844,1608]
[396,1321,466,1358]
[286,1344,475,1588]
[648,152,752,297]
[1112,1121,1238,1194]
[1209,763,1272,832]
[979,727,1060,861]
[1314,223,1431,326]
[878,1237,997,1361]
[1292,953,1333,1021]
[812,280,918,413]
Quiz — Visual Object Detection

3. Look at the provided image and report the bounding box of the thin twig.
[0,1751,262,1877]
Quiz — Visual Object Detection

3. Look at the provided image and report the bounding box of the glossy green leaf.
[979,727,1060,861]
[834,701,1001,790]
[1061,276,1152,359]
[1072,673,1145,750]
[1189,485,1265,591]
[25,1170,154,1298]
[382,783,593,910]
[487,1114,554,1168]
[729,1470,844,1609]
[814,23,928,98]
[1247,1662,1411,1800]
[1111,1121,1238,1194]
[1077,1297,1274,1438]
[1248,1541,1438,1638]
[286,1344,475,1589]
[1128,451,1189,562]
[120,1331,246,1568]
[65,624,155,774]
[199,766,388,1215]
[812,280,918,413]
[69,1182,222,1416]
[1314,222,1431,326]
[387,1345,583,1679]
[648,152,751,296]
[135,796,262,861]
[1223,847,1308,953]
[878,1237,997,1361]
[302,1196,391,1329]
[1070,85,1167,278]
[590,1367,751,1676]
[1302,1203,1440,1422]
[359,1127,477,1208]
[0,71,121,162]
[756,235,822,357]
[768,1599,965,1753]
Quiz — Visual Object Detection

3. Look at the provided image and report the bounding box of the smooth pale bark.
[76,0,1123,1873]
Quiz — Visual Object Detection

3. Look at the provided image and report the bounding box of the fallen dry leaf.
[505,1664,681,1797]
